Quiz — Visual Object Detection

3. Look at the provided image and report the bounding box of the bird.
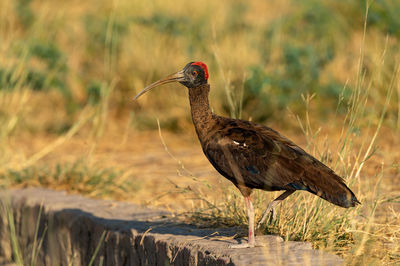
[134,61,360,248]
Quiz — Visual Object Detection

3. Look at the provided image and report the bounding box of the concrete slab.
[0,188,343,265]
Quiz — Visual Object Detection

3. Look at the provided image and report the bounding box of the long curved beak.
[134,70,185,101]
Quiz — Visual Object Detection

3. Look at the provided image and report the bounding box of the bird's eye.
[192,70,198,76]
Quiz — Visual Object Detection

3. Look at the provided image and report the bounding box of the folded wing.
[203,119,359,208]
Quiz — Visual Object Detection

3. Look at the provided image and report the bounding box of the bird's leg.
[256,190,294,230]
[245,196,255,246]
[229,196,255,248]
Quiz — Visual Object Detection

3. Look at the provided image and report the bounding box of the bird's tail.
[304,170,360,208]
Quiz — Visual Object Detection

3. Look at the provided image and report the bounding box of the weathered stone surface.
[0,188,343,265]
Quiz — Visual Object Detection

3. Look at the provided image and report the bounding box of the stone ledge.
[0,188,343,265]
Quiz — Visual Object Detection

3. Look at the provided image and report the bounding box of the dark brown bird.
[134,62,360,248]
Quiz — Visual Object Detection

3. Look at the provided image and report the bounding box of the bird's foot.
[229,241,255,249]
[256,190,294,230]
[269,208,277,223]
[256,207,276,230]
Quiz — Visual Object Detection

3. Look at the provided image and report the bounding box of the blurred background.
[0,0,399,263]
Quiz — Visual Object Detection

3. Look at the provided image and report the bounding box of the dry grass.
[0,0,400,264]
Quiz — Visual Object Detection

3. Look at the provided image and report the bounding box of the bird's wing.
[203,120,302,189]
[203,119,358,207]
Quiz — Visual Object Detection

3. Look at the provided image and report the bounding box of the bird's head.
[134,62,209,100]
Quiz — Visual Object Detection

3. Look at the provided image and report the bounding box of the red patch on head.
[191,62,209,80]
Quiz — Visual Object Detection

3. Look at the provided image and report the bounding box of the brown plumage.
[135,62,360,248]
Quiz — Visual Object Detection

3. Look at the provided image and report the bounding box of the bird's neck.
[188,84,216,141]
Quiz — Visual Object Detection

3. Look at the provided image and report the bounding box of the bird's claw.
[229,242,255,249]
[256,207,276,230]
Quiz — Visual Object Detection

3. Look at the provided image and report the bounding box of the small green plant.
[0,160,141,199]
[1,200,47,266]
[1,198,108,265]
[88,230,107,266]
[14,0,35,29]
